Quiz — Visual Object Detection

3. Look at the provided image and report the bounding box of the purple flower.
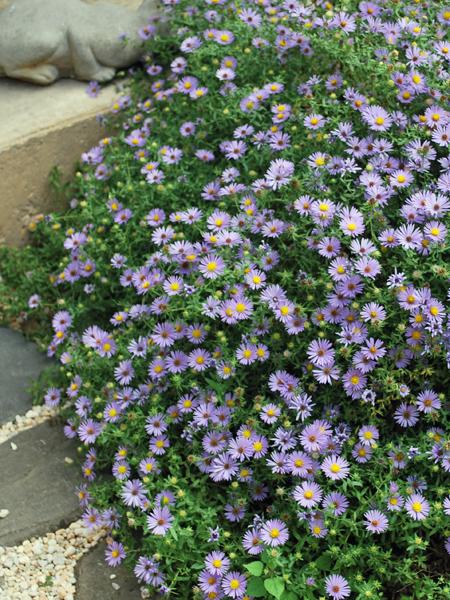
[78,420,103,445]
[364,510,389,533]
[260,519,289,546]
[394,403,420,427]
[86,80,100,98]
[121,479,148,508]
[322,455,350,480]
[405,494,430,520]
[221,571,247,598]
[339,207,365,237]
[325,574,351,599]
[293,481,323,508]
[323,492,349,516]
[361,105,393,131]
[242,527,263,555]
[265,159,294,189]
[205,551,230,575]
[105,541,126,566]
[147,506,173,535]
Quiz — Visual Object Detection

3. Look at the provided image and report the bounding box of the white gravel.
[0,520,106,600]
[0,406,57,445]
[0,408,149,599]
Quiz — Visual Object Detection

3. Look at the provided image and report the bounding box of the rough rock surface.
[0,421,80,546]
[0,327,50,425]
[0,520,106,600]
[0,0,161,85]
[75,542,143,599]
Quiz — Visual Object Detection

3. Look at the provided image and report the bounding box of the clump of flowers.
[5,0,450,598]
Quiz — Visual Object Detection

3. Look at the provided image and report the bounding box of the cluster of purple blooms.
[30,0,450,598]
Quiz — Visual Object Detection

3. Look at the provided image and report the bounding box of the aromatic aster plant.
[2,0,450,598]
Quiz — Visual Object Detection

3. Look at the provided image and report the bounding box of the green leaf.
[247,577,266,597]
[315,553,332,570]
[245,561,264,577]
[264,577,285,599]
[280,592,298,600]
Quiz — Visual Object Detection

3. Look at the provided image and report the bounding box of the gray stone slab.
[0,421,80,546]
[0,327,50,424]
[75,542,142,600]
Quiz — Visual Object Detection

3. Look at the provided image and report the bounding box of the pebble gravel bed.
[0,406,58,445]
[0,408,149,599]
[0,520,105,600]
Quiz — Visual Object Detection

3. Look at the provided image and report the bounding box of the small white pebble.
[64,456,74,464]
[110,574,116,579]
[10,441,18,450]
[0,509,10,518]
[112,582,121,591]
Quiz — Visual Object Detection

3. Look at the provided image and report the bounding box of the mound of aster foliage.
[3,0,450,598]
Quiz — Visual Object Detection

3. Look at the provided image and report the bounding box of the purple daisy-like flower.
[105,541,126,567]
[147,506,173,535]
[339,207,365,237]
[260,519,289,547]
[394,403,419,427]
[205,551,230,575]
[361,105,393,131]
[265,159,294,190]
[405,494,430,520]
[78,419,103,445]
[364,510,389,534]
[121,479,148,509]
[358,425,379,446]
[322,455,350,480]
[221,571,247,598]
[242,527,263,555]
[323,492,349,516]
[325,574,351,599]
[293,481,323,508]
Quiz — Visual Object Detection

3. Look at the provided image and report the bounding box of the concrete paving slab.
[0,327,50,425]
[0,78,119,245]
[0,420,80,546]
[75,542,142,600]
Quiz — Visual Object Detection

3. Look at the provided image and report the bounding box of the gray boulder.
[0,0,161,85]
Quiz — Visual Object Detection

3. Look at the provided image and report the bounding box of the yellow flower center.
[270,528,280,538]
